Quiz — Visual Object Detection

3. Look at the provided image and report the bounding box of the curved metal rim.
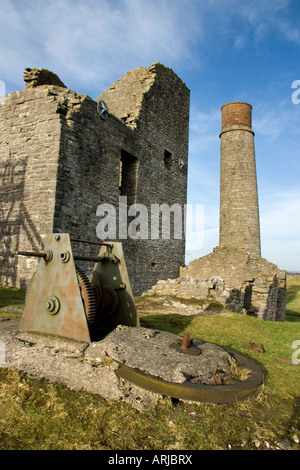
[115,350,264,404]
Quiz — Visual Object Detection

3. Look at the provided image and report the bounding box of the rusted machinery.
[17,233,264,404]
[18,233,139,343]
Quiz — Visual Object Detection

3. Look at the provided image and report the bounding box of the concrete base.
[0,318,261,409]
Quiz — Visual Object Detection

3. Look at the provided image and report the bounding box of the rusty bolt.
[214,375,224,385]
[180,333,190,351]
[44,250,53,263]
[60,250,70,263]
[170,332,201,355]
[44,295,60,315]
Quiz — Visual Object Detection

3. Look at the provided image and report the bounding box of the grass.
[0,278,299,450]
[286,276,300,322]
[0,286,25,317]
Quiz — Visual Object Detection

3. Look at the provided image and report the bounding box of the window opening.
[119,150,138,206]
[164,150,173,170]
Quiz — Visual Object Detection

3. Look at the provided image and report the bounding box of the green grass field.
[286,276,300,322]
[0,285,25,317]
[0,277,299,450]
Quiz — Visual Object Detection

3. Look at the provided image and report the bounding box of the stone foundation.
[144,247,286,321]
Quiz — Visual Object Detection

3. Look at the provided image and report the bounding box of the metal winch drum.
[18,233,138,343]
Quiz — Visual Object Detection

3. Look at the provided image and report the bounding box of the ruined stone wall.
[180,247,286,320]
[51,86,144,291]
[133,64,189,293]
[97,66,155,128]
[0,84,62,287]
[97,63,189,294]
[52,90,135,253]
[0,64,190,295]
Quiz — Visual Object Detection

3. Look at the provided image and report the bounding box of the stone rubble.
[142,275,244,313]
[141,247,286,321]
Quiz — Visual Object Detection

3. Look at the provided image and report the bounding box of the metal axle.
[18,251,47,259]
[70,237,114,248]
[18,250,105,264]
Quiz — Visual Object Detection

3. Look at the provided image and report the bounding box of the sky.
[1,0,300,272]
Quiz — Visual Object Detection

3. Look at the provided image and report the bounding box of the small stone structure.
[144,103,286,321]
[145,248,286,320]
[0,64,190,295]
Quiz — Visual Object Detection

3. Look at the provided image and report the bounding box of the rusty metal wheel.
[115,350,264,404]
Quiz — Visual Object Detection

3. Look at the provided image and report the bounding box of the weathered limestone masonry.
[0,69,63,288]
[0,64,190,295]
[145,102,286,321]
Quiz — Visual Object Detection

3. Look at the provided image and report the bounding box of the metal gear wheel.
[76,268,97,330]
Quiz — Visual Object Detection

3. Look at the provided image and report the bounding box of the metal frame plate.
[19,234,91,343]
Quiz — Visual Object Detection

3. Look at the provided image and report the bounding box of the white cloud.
[190,107,220,138]
[253,99,300,141]
[1,0,298,94]
[203,0,299,52]
[187,107,220,212]
[0,0,203,93]
[260,187,300,239]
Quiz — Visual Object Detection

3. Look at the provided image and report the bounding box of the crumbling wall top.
[97,62,189,129]
[96,65,155,128]
[24,67,67,89]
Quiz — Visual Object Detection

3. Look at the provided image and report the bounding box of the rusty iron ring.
[115,350,264,404]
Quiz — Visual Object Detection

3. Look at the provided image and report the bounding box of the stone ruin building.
[0,64,190,295]
[0,66,286,321]
[145,102,286,321]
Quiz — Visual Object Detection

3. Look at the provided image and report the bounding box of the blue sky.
[1,0,300,271]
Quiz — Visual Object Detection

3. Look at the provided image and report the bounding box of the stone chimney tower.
[219,102,261,256]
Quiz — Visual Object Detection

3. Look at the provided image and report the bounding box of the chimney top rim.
[221,101,252,110]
